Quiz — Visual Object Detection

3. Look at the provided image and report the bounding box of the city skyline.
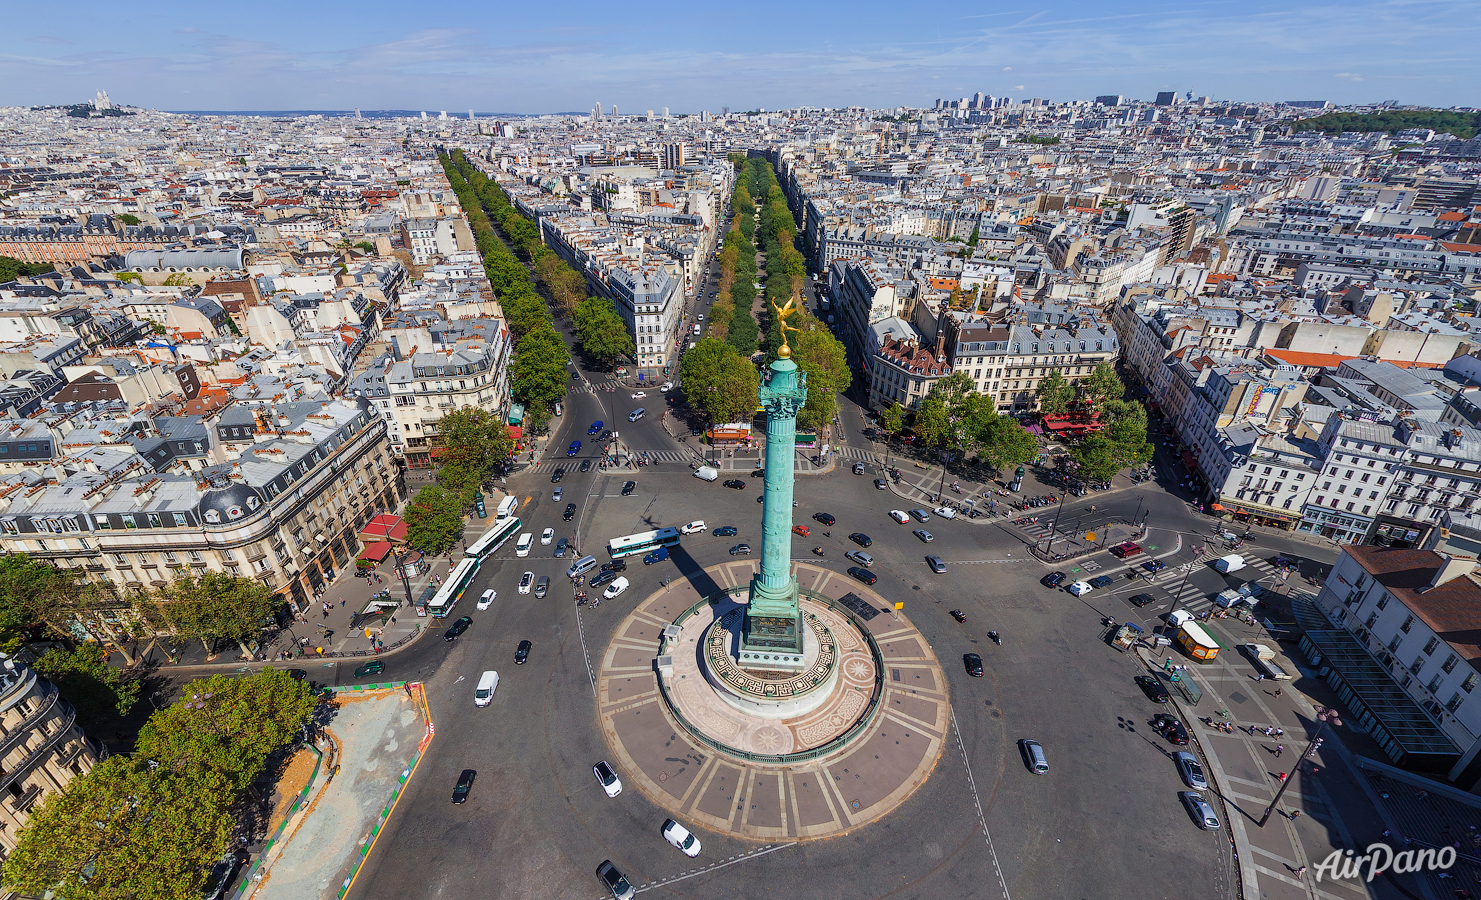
[3,0,1478,113]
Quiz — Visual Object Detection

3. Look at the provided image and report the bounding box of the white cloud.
[1003,66,1012,71]
[1014,84,1025,90]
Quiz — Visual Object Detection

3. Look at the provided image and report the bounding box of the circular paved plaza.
[596,560,948,841]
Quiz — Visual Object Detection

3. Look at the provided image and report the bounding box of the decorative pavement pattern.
[597,561,948,841]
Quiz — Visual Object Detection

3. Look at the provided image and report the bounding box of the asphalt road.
[348,371,1341,898]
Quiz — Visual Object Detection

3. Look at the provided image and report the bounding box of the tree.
[880,402,905,435]
[149,573,278,659]
[1071,432,1126,483]
[0,555,139,660]
[2,755,234,900]
[789,317,852,432]
[912,396,950,448]
[404,485,464,555]
[573,298,634,366]
[136,670,316,794]
[430,407,512,498]
[1083,362,1125,410]
[509,325,569,409]
[678,338,760,427]
[115,213,141,226]
[32,643,141,721]
[1035,370,1075,417]
[965,402,1039,472]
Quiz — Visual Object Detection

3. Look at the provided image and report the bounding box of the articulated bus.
[426,556,481,618]
[465,516,522,562]
[606,527,681,559]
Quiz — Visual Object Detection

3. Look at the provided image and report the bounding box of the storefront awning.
[359,514,407,543]
[1209,503,1226,511]
[506,425,523,440]
[358,541,393,563]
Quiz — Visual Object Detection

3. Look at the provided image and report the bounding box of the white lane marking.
[952,706,1013,900]
[633,843,797,894]
[574,605,596,698]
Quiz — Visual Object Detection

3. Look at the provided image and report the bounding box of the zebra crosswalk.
[527,450,689,473]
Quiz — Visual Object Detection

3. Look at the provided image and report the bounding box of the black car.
[551,468,565,484]
[750,468,765,477]
[442,616,473,642]
[579,459,592,473]
[590,569,618,589]
[722,479,746,489]
[554,538,569,558]
[621,481,636,496]
[1129,593,1156,607]
[1088,574,1116,588]
[848,532,872,547]
[452,768,476,804]
[848,566,877,585]
[600,559,627,574]
[599,429,612,441]
[514,640,532,665]
[1152,713,1190,745]
[1135,675,1170,703]
[564,503,577,521]
[964,653,984,677]
[1042,571,1067,587]
[597,860,635,900]
[813,512,836,526]
[713,526,737,537]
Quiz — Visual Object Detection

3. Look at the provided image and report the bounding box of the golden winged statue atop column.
[769,291,804,358]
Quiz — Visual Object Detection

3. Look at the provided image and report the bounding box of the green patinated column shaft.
[741,357,808,669]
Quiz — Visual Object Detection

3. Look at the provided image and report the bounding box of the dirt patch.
[266,749,319,834]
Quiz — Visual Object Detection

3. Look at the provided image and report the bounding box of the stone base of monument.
[702,603,842,721]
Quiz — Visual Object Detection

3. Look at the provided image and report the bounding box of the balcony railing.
[0,701,76,796]
[0,681,58,759]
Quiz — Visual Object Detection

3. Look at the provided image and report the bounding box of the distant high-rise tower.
[1185,90,1194,102]
[354,107,362,119]
[661,107,669,118]
[468,109,474,120]
[1154,91,1176,106]
[972,91,986,109]
[594,102,603,120]
[646,109,654,119]
[662,142,686,170]
[420,111,427,120]
[439,110,447,120]
[612,105,618,116]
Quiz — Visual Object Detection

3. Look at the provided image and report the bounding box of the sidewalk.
[1132,611,1432,900]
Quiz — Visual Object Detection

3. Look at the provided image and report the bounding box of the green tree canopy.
[404,485,465,555]
[32,642,140,721]
[430,407,512,498]
[679,338,761,426]
[912,395,951,448]
[1083,362,1125,411]
[880,402,906,435]
[964,400,1040,472]
[509,325,570,409]
[573,297,634,366]
[0,257,55,282]
[148,572,278,658]
[1035,370,1075,416]
[789,317,852,432]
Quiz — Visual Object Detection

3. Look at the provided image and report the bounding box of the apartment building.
[352,344,508,469]
[943,312,1120,412]
[0,655,100,857]
[0,400,399,613]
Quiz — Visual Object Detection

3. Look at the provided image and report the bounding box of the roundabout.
[596,559,949,840]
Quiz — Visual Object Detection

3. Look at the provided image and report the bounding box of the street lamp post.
[1040,489,1068,553]
[1257,708,1341,827]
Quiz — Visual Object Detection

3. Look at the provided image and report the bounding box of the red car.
[792,525,811,537]
[1110,542,1143,559]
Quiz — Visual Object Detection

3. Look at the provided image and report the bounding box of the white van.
[474,671,500,707]
[567,555,599,580]
[693,466,719,482]
[1212,554,1246,574]
[516,533,534,557]
[628,408,646,422]
[1167,609,1194,628]
[495,495,518,519]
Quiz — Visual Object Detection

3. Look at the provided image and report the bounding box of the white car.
[696,314,704,322]
[1067,581,1093,596]
[541,527,555,545]
[934,506,957,519]
[593,760,622,797]
[680,520,706,535]
[518,572,534,594]
[516,533,533,557]
[631,391,647,399]
[476,589,497,610]
[889,510,911,524]
[603,576,630,599]
[661,818,702,857]
[660,381,674,392]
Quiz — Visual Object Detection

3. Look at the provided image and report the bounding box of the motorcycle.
[950,609,966,623]
[988,631,1001,645]
[812,546,826,557]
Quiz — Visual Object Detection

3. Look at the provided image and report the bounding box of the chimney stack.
[1424,554,1477,592]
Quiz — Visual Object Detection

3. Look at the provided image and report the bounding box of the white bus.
[465,516,522,562]
[427,557,481,618]
[606,527,681,559]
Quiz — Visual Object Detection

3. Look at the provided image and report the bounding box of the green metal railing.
[656,586,887,764]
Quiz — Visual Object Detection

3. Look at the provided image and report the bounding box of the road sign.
[894,602,904,610]
[1085,532,1096,542]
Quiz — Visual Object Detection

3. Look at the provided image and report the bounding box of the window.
[1447,693,1464,713]
[1410,657,1425,675]
[1442,654,1459,674]
[1423,637,1440,655]
[1463,672,1478,694]
[1400,615,1414,633]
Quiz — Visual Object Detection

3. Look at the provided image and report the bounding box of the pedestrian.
[1296,866,1306,877]
[323,609,329,619]
[1278,772,1288,782]
[1274,688,1283,698]
[1275,744,1284,758]
[1255,672,1266,682]
[340,599,345,607]
[1288,809,1301,820]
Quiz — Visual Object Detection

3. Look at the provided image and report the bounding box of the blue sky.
[4,0,1477,112]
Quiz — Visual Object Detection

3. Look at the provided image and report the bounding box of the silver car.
[1173,751,1207,791]
[1179,791,1221,831]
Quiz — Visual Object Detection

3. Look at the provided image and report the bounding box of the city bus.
[426,556,481,618]
[606,527,681,559]
[465,516,522,562]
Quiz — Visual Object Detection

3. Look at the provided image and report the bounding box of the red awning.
[359,514,407,543]
[358,541,393,562]
[1209,503,1226,511]
[506,425,523,439]
[1181,451,1198,469]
